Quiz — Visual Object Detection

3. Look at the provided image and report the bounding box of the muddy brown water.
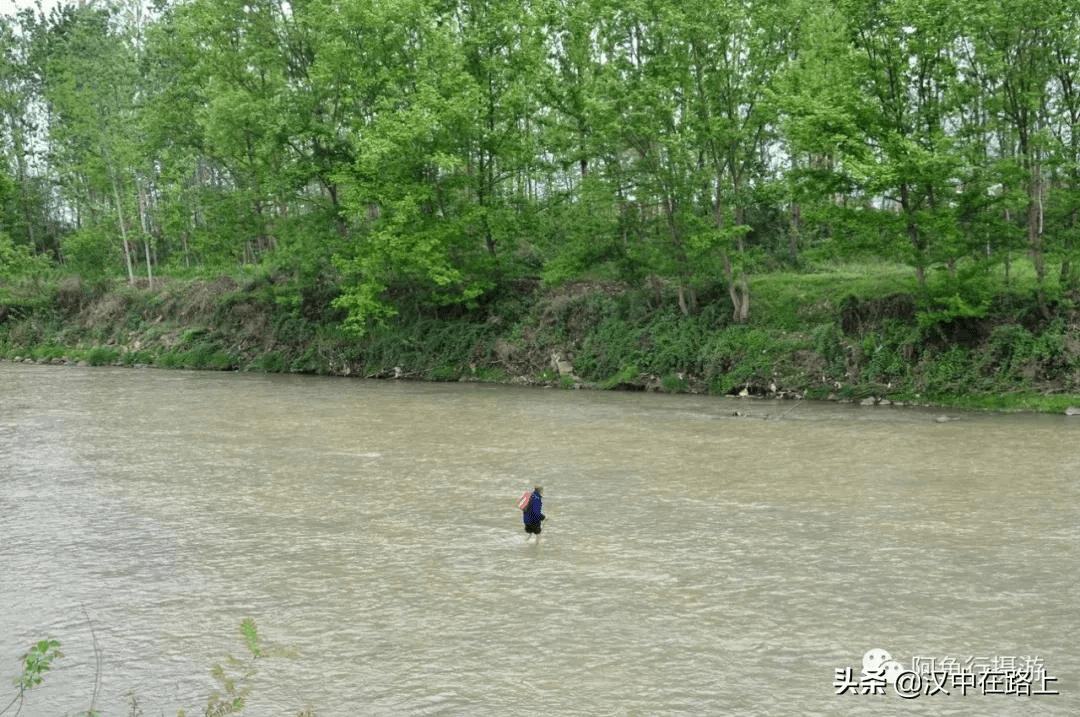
[1,363,1077,715]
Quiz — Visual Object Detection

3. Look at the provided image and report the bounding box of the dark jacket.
[523,492,545,525]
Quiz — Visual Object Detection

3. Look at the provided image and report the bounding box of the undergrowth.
[3,263,1080,412]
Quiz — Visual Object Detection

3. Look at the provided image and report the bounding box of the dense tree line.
[1,0,1079,334]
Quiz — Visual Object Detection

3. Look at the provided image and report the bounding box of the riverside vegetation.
[1,619,313,717]
[5,0,1080,413]
[3,260,1080,414]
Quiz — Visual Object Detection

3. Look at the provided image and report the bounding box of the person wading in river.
[522,486,546,542]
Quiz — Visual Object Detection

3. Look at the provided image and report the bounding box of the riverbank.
[3,270,1080,413]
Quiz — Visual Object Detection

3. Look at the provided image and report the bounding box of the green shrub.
[273,313,316,347]
[155,350,182,368]
[919,346,975,396]
[811,322,847,379]
[248,351,286,373]
[599,364,640,390]
[660,372,688,393]
[204,351,234,370]
[30,344,66,361]
[85,346,120,366]
[61,226,120,278]
[287,344,326,374]
[120,349,155,366]
[861,343,909,385]
[470,366,510,382]
[179,327,206,345]
[428,363,462,381]
[154,343,234,370]
[646,311,707,376]
[576,317,644,378]
[701,327,784,394]
[181,343,216,369]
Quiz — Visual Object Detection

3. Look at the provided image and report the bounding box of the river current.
[1,363,1077,715]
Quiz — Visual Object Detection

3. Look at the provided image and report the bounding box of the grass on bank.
[3,260,1080,413]
[750,260,916,329]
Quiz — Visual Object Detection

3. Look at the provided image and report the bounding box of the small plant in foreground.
[4,619,308,717]
[1,638,63,716]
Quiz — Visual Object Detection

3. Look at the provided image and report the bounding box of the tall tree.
[563,0,789,320]
[1043,0,1080,290]
[322,0,484,333]
[964,0,1070,301]
[33,3,144,281]
[680,0,793,321]
[833,0,967,286]
[0,10,57,260]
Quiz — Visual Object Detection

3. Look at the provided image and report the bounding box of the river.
[1,362,1077,716]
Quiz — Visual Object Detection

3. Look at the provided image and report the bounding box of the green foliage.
[916,293,989,330]
[21,344,67,362]
[857,321,920,386]
[660,373,689,393]
[918,345,975,396]
[576,317,644,379]
[972,321,1079,390]
[811,322,847,380]
[5,0,1080,409]
[329,266,397,339]
[644,311,710,377]
[701,327,787,395]
[1,0,1080,321]
[358,315,496,380]
[119,349,154,366]
[158,343,234,370]
[0,233,49,278]
[426,364,461,381]
[85,346,120,366]
[62,227,120,279]
[272,313,317,348]
[239,618,261,659]
[14,639,63,692]
[200,617,301,717]
[180,327,206,344]
[598,364,640,390]
[1,638,63,717]
[247,350,286,373]
[750,263,914,329]
[0,620,309,717]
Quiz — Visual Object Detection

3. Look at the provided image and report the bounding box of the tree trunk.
[723,251,750,323]
[138,180,153,287]
[899,182,926,289]
[1061,209,1078,292]
[1028,160,1045,283]
[111,174,135,284]
[789,201,801,262]
[715,175,749,323]
[663,194,692,316]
